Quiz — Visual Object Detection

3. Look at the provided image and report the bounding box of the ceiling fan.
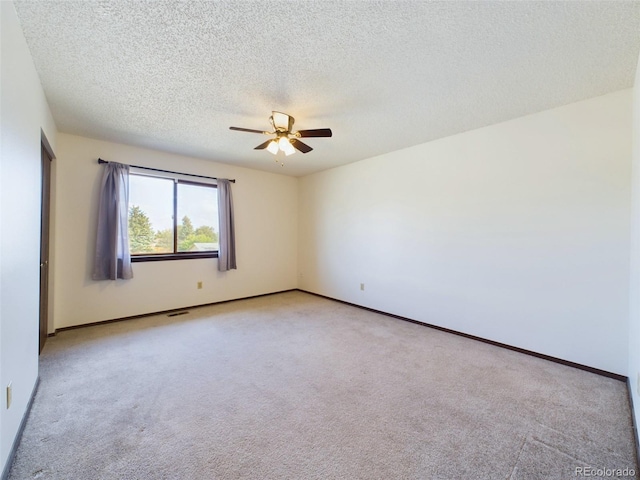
[229,111,332,157]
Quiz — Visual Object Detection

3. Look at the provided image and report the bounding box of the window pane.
[128,175,174,254]
[177,183,218,252]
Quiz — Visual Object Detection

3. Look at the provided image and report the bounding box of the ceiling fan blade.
[254,140,273,150]
[295,128,332,138]
[290,138,313,153]
[230,126,268,134]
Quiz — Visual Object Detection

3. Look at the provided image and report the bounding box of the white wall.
[52,134,298,328]
[299,90,632,375]
[0,1,58,474]
[629,53,640,435]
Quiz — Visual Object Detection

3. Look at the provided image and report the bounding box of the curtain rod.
[97,158,236,183]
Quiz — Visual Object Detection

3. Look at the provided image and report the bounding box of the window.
[128,173,219,261]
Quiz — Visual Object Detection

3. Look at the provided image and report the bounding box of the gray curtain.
[217,179,237,271]
[92,162,133,280]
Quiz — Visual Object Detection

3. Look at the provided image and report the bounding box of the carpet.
[8,291,637,479]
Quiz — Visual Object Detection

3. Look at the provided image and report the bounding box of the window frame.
[129,173,219,262]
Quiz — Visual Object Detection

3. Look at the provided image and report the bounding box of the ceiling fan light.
[278,136,290,149]
[283,143,295,156]
[278,137,295,156]
[266,140,279,155]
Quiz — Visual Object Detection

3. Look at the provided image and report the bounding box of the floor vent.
[167,311,189,317]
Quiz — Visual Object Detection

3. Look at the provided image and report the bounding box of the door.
[39,142,52,353]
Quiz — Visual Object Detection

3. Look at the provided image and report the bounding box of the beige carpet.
[8,291,638,479]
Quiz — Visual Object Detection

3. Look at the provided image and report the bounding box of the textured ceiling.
[12,1,640,177]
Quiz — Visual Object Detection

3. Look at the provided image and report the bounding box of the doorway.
[39,138,53,353]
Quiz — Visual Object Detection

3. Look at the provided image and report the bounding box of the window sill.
[131,252,219,262]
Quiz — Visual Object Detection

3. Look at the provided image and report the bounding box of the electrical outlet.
[360,283,365,291]
[197,281,203,289]
[6,382,12,409]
